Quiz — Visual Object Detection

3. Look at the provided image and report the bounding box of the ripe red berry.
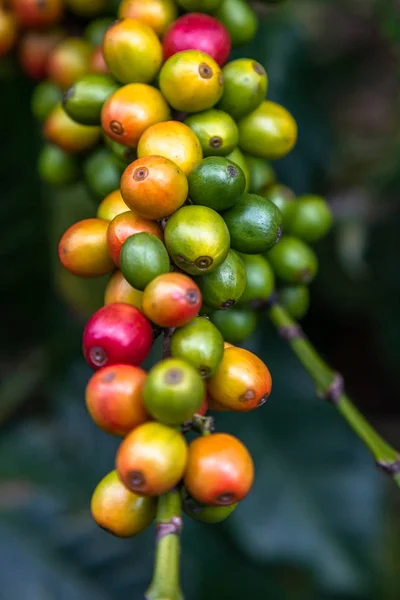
[142,272,201,328]
[163,13,231,67]
[82,303,153,370]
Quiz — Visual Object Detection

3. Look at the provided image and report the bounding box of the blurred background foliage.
[1,0,399,599]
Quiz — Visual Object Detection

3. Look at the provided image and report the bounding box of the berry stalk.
[267,299,400,488]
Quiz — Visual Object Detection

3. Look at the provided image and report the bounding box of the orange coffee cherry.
[48,37,93,91]
[88,46,110,75]
[105,271,143,309]
[44,104,101,153]
[116,421,188,496]
[120,156,188,220]
[137,121,203,176]
[107,210,163,267]
[101,83,170,148]
[142,272,201,328]
[19,29,63,80]
[207,346,272,411]
[118,0,177,37]
[184,433,254,505]
[0,9,17,58]
[97,189,128,221]
[102,18,162,84]
[91,470,156,537]
[85,364,150,436]
[58,218,114,278]
[11,0,63,28]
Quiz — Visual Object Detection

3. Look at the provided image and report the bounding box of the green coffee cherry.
[185,109,238,157]
[63,74,119,126]
[105,137,137,165]
[32,81,62,122]
[196,250,246,310]
[188,157,246,212]
[280,285,310,319]
[267,236,318,284]
[217,58,267,120]
[38,144,79,187]
[120,233,171,291]
[170,317,224,378]
[84,17,114,46]
[210,308,257,344]
[288,194,333,242]
[225,147,250,192]
[238,254,275,304]
[223,193,283,254]
[182,491,237,523]
[213,0,258,47]
[83,148,124,199]
[246,155,276,194]
[261,184,296,229]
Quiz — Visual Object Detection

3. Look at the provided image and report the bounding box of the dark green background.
[0,1,399,599]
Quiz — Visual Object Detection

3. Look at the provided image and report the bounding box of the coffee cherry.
[119,0,178,37]
[91,470,156,537]
[103,18,163,84]
[120,156,188,220]
[38,144,79,187]
[184,433,254,505]
[84,18,113,47]
[238,101,297,160]
[101,83,170,148]
[11,0,63,28]
[58,218,114,278]
[44,104,101,153]
[107,211,163,267]
[105,270,143,309]
[170,317,224,378]
[137,121,203,175]
[261,183,296,229]
[225,147,250,192]
[66,0,106,17]
[176,0,223,11]
[185,109,238,157]
[238,254,275,304]
[210,307,257,344]
[246,155,276,194]
[105,137,137,165]
[217,59,267,120]
[0,10,17,58]
[97,190,128,222]
[182,491,237,523]
[85,364,150,435]
[89,46,110,75]
[19,29,63,80]
[188,156,246,212]
[83,303,153,369]
[280,284,310,320]
[32,81,62,122]
[48,38,93,91]
[288,195,333,242]
[163,12,231,67]
[267,236,318,284]
[63,74,119,126]
[120,233,171,290]
[84,148,124,199]
[165,205,230,275]
[142,272,201,328]
[213,0,257,47]
[207,346,272,411]
[144,358,205,425]
[196,249,246,310]
[159,50,224,113]
[223,193,283,254]
[116,421,188,495]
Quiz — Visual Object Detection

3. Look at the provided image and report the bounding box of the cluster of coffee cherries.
[11,0,332,537]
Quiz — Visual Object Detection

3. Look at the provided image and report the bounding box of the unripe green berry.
[280,284,310,320]
[288,194,333,242]
[170,317,224,378]
[238,254,275,305]
[210,308,257,344]
[267,236,318,284]
[120,233,170,291]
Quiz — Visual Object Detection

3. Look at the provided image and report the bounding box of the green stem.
[267,301,400,488]
[146,488,184,600]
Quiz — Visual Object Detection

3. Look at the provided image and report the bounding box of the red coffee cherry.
[11,0,64,28]
[82,303,153,370]
[142,272,201,328]
[19,29,63,80]
[184,433,254,505]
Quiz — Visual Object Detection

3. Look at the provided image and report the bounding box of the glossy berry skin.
[137,121,203,176]
[218,59,267,120]
[185,109,238,157]
[142,272,201,328]
[82,303,153,370]
[120,232,170,291]
[196,249,247,310]
[184,433,254,505]
[261,184,296,229]
[102,18,163,85]
[267,236,318,285]
[91,470,156,537]
[107,210,163,267]
[163,13,231,67]
[0,10,17,58]
[119,0,178,37]
[120,156,188,220]
[84,17,113,46]
[104,270,143,309]
[38,144,79,187]
[288,195,333,242]
[11,0,63,28]
[207,346,272,411]
[144,358,205,425]
[48,38,93,91]
[213,0,257,47]
[32,81,62,122]
[44,104,101,153]
[226,147,250,192]
[280,284,310,320]
[84,148,124,200]
[159,50,224,113]
[63,74,120,126]
[101,84,170,148]
[238,253,275,305]
[165,205,230,276]
[170,317,224,378]
[58,218,114,278]
[116,421,188,496]
[85,364,150,435]
[188,156,245,212]
[246,155,276,194]
[182,491,237,523]
[97,190,128,222]
[210,308,257,344]
[19,29,63,80]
